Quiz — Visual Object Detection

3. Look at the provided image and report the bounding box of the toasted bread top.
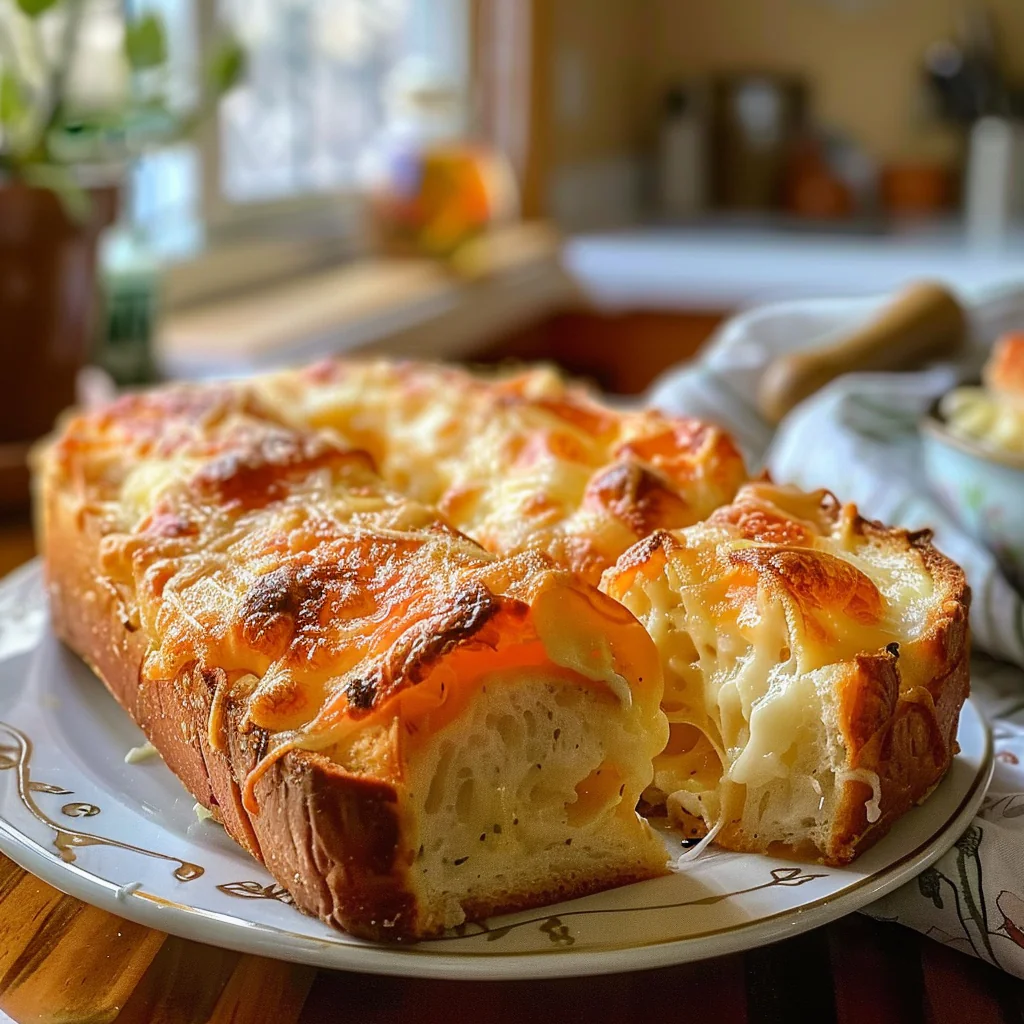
[42,384,664,814]
[256,361,748,582]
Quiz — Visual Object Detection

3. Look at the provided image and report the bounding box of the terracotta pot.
[0,182,118,445]
[880,163,953,216]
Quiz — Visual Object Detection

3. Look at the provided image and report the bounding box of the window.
[132,0,469,259]
[219,0,411,203]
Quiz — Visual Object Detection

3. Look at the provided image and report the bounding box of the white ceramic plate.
[0,562,992,980]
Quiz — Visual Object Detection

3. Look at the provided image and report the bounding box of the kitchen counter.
[159,222,1024,381]
[158,223,576,378]
[565,225,1024,312]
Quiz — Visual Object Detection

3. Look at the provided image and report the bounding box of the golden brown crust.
[826,533,970,861]
[795,517,968,865]
[803,516,970,867]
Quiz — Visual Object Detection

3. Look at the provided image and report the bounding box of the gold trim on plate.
[217,880,294,905]
[0,721,204,882]
[0,704,993,960]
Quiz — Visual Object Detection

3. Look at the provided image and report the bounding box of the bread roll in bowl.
[942,334,1024,455]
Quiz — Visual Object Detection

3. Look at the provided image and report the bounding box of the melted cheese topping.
[603,480,941,851]
[256,361,747,582]
[45,361,958,863]
[46,385,664,814]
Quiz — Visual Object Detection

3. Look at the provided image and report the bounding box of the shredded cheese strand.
[676,818,724,866]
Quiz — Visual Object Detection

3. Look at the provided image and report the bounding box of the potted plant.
[0,0,242,457]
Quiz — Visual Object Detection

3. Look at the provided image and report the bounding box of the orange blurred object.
[880,162,953,215]
[983,332,1024,402]
[784,139,853,219]
[363,59,519,263]
[368,143,519,261]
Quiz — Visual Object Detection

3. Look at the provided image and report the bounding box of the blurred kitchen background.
[4,0,1024,505]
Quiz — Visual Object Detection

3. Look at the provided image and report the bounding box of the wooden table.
[0,520,1021,1024]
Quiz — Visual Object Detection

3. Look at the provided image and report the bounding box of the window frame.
[193,0,379,248]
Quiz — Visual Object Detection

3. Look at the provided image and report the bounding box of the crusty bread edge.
[607,517,972,867]
[42,474,426,938]
[713,527,971,866]
[824,528,971,865]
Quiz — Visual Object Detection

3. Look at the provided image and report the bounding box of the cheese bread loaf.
[601,480,970,864]
[257,360,747,583]
[36,357,972,941]
[38,384,670,940]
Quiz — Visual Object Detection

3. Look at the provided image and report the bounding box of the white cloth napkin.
[647,284,1024,977]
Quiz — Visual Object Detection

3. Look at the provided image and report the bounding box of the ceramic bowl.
[921,401,1024,585]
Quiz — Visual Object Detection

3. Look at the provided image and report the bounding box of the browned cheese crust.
[256,360,748,583]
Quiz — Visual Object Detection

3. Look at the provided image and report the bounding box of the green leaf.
[207,37,246,96]
[125,12,168,70]
[15,0,60,17]
[0,72,27,129]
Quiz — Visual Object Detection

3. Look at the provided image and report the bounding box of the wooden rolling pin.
[756,281,967,424]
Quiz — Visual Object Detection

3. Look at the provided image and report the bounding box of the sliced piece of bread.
[601,480,970,864]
